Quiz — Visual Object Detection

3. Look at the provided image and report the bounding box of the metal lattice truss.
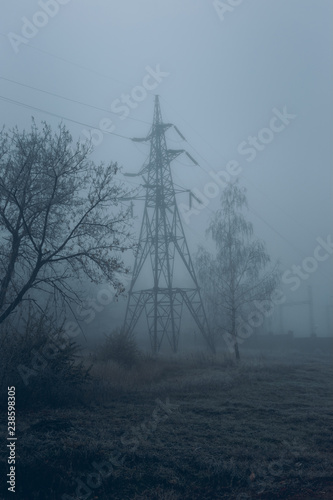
[123,96,212,353]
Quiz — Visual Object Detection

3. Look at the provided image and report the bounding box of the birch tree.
[196,180,279,360]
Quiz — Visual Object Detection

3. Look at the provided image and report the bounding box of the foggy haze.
[1,4,333,500]
[1,0,332,340]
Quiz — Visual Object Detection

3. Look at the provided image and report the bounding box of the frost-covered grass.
[1,350,332,499]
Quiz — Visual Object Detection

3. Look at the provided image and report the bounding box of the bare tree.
[196,180,279,360]
[0,120,133,327]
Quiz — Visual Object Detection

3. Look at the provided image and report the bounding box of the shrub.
[96,328,140,367]
[0,310,91,407]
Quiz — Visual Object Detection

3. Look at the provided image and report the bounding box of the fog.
[1,0,332,345]
[1,4,333,499]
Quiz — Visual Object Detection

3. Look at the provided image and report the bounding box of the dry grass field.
[1,349,332,499]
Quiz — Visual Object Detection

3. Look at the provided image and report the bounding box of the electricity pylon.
[123,96,214,353]
[278,285,316,337]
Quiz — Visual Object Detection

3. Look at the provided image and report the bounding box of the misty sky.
[1,0,332,336]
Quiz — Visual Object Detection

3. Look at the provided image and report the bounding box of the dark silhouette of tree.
[0,120,133,326]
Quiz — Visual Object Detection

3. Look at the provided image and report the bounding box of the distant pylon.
[123,96,214,353]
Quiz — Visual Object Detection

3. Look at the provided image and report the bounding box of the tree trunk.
[234,339,240,361]
[231,306,240,360]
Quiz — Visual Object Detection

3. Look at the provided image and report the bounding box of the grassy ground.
[1,351,332,499]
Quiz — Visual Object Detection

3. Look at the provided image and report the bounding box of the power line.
[246,203,306,258]
[0,95,131,141]
[0,76,151,125]
[0,31,321,244]
[0,72,317,256]
[0,92,309,259]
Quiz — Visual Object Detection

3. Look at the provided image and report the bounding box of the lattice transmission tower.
[123,96,213,353]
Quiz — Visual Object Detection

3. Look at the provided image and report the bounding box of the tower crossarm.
[167,149,185,162]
